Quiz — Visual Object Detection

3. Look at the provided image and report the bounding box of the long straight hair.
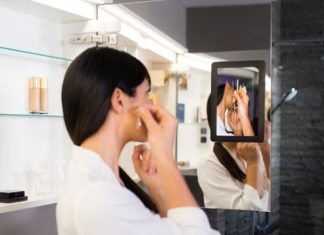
[62,47,158,213]
[207,86,246,182]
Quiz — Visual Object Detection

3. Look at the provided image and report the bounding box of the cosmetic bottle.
[29,77,40,114]
[40,77,48,114]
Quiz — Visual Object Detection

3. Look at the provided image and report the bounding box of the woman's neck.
[81,116,126,181]
[223,142,237,155]
[223,142,246,166]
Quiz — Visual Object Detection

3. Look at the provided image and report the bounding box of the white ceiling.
[180,0,273,7]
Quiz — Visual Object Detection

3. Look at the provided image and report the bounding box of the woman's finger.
[136,106,159,131]
[144,104,174,124]
[148,157,157,175]
[140,145,151,172]
[234,91,244,106]
[132,145,142,173]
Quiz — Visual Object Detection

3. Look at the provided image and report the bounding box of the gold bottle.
[29,77,40,114]
[40,78,48,114]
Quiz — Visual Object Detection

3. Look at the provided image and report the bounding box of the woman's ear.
[111,88,125,114]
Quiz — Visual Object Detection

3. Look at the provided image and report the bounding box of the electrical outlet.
[197,124,209,147]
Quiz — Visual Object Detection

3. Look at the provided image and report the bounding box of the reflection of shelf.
[0,194,58,214]
[0,113,63,118]
[0,46,72,62]
[178,165,197,176]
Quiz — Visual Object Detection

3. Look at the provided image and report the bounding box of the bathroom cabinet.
[0,0,212,215]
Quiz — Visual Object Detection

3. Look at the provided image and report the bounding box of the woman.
[56,47,217,235]
[215,82,236,136]
[197,85,270,211]
[216,82,254,137]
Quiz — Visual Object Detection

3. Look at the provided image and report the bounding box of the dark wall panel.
[187,4,271,52]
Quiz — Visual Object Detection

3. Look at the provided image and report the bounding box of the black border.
[210,60,265,143]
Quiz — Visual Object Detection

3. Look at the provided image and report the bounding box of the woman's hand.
[227,110,243,136]
[237,142,261,165]
[132,145,161,192]
[136,105,178,162]
[132,144,167,216]
[233,91,254,136]
[234,90,250,119]
[136,104,198,209]
[259,120,271,178]
[237,142,264,197]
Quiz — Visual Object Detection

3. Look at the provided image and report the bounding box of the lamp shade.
[149,70,165,87]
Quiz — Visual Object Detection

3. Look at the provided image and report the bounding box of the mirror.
[97,0,272,213]
[210,60,265,142]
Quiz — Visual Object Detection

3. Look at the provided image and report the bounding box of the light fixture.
[118,23,176,62]
[100,4,187,54]
[149,70,165,87]
[270,88,298,118]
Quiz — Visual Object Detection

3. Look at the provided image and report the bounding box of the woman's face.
[224,82,235,109]
[123,79,152,142]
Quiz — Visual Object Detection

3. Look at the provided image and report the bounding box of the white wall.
[177,68,213,166]
[0,5,72,235]
[0,5,72,195]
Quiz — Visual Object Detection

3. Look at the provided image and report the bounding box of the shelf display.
[0,46,72,62]
[0,113,63,118]
[0,45,70,117]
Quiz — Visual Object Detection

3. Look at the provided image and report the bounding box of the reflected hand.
[237,142,261,165]
[234,90,250,119]
[259,120,271,178]
[227,110,243,136]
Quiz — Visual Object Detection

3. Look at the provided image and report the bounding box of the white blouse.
[56,145,218,235]
[197,147,270,211]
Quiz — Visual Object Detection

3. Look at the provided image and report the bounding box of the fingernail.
[136,118,142,129]
[135,106,144,114]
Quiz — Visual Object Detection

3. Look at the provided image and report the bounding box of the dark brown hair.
[62,47,151,146]
[62,47,157,213]
[207,88,246,182]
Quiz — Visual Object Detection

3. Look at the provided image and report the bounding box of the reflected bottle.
[28,77,40,114]
[40,77,48,114]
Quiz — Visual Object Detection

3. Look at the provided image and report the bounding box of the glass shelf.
[0,46,72,62]
[0,113,63,118]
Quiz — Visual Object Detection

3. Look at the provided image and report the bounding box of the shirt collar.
[217,115,233,136]
[69,145,120,185]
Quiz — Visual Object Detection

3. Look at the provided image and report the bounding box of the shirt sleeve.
[74,182,218,235]
[197,154,269,211]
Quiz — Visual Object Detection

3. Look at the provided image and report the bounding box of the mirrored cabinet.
[0,0,216,213]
